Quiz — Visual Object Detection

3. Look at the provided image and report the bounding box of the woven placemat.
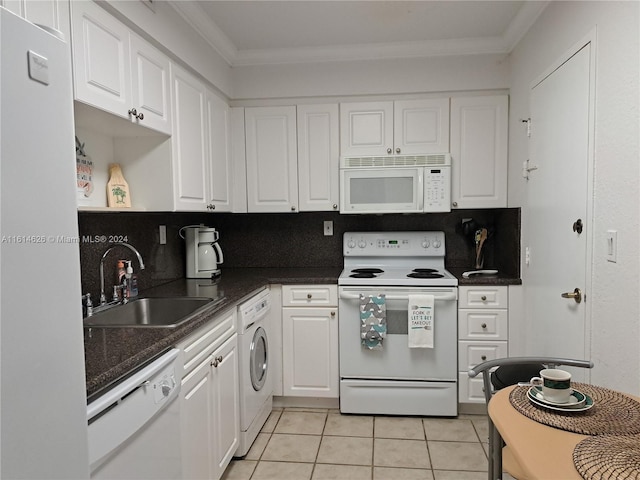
[509,383,640,435]
[573,434,640,479]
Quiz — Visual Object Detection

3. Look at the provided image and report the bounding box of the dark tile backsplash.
[78,208,520,299]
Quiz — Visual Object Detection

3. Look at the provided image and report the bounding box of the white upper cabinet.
[171,64,208,210]
[450,95,508,209]
[340,101,393,157]
[245,106,298,213]
[206,92,233,212]
[129,34,172,135]
[3,0,71,41]
[71,1,130,116]
[297,104,339,212]
[394,99,450,155]
[71,1,171,135]
[340,99,449,157]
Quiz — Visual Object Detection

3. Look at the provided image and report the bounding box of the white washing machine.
[235,287,273,457]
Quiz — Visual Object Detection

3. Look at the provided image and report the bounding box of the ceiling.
[170,1,548,66]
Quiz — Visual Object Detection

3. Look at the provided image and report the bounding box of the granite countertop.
[448,267,522,286]
[84,267,342,401]
[84,265,519,401]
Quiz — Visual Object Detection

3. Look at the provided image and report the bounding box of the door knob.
[561,288,582,304]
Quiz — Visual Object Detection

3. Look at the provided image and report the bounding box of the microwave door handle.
[417,171,424,211]
[339,292,457,302]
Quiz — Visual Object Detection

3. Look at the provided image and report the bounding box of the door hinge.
[522,159,538,180]
[521,118,531,137]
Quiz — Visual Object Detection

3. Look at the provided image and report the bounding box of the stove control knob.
[358,240,367,248]
[433,240,442,248]
[347,240,356,249]
[422,240,430,248]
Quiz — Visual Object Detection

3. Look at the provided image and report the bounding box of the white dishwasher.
[87,348,182,479]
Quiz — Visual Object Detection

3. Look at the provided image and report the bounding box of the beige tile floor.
[222,407,512,480]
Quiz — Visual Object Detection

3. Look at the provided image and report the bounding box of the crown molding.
[169,1,549,67]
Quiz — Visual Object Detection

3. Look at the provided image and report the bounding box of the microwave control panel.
[424,167,451,212]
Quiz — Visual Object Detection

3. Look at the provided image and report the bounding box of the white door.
[394,99,450,155]
[340,101,394,156]
[282,307,339,397]
[171,64,207,210]
[71,1,131,117]
[211,335,239,478]
[129,33,172,134]
[297,104,339,211]
[450,95,508,209]
[206,91,233,211]
[525,44,593,379]
[245,106,298,212]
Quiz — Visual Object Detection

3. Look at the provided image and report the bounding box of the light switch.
[324,221,333,236]
[606,230,617,263]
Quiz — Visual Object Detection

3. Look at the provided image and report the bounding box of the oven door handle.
[339,292,458,301]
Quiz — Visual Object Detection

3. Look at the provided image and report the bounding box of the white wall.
[231,53,510,100]
[508,1,640,394]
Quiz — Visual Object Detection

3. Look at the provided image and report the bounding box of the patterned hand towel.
[360,294,386,350]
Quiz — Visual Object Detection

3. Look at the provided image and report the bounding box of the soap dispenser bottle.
[126,260,138,298]
[117,260,126,299]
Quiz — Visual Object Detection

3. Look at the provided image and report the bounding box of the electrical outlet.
[159,225,167,245]
[324,221,333,236]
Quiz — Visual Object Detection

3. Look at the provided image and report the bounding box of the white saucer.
[527,387,594,412]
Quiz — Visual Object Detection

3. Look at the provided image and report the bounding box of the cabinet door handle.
[452,201,458,207]
[333,204,338,210]
[211,355,223,367]
[387,148,392,154]
[307,293,312,299]
[481,323,487,329]
[481,355,487,361]
[331,311,336,317]
[481,295,487,301]
[395,147,401,154]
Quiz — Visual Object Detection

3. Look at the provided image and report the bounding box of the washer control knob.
[161,381,171,397]
[422,240,430,248]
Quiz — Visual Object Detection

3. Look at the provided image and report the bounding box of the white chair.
[468,357,594,480]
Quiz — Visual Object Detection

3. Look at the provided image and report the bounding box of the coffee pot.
[180,225,224,279]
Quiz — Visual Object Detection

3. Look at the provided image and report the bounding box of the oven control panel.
[344,231,445,256]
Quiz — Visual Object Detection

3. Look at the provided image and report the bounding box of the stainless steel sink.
[84,297,223,328]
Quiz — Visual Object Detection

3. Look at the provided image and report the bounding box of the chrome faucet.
[99,242,145,305]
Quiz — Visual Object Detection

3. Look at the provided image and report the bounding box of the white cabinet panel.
[282,307,339,398]
[297,104,339,211]
[340,101,394,157]
[394,98,450,154]
[245,106,298,212]
[459,286,508,308]
[458,341,508,371]
[130,33,171,134]
[207,92,233,211]
[171,64,207,210]
[211,335,240,478]
[282,285,338,307]
[71,1,131,116]
[451,95,508,208]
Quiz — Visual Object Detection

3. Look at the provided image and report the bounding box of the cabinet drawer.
[178,308,236,376]
[458,310,508,340]
[458,341,508,371]
[459,286,508,308]
[282,285,337,307]
[458,372,489,404]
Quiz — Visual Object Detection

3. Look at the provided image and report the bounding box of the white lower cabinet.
[178,309,239,480]
[281,285,339,398]
[458,286,509,403]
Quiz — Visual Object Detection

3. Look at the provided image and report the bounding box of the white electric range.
[338,231,459,416]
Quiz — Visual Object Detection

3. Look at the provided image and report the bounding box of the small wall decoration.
[107,163,131,208]
[75,136,94,199]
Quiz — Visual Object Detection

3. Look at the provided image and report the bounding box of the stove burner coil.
[351,268,384,274]
[411,268,439,274]
[407,272,444,279]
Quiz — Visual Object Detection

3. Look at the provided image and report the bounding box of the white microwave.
[340,154,451,214]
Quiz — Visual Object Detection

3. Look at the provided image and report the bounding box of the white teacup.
[530,368,572,403]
